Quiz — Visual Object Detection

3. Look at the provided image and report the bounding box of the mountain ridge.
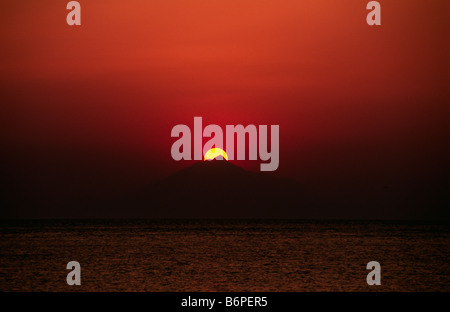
[120,160,303,218]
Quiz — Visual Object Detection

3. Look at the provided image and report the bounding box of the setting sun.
[204,148,228,161]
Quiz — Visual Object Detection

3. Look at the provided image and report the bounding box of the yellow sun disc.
[204,148,228,161]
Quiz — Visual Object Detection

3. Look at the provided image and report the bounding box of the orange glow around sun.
[204,148,228,161]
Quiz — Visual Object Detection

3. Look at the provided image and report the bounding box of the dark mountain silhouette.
[120,160,304,218]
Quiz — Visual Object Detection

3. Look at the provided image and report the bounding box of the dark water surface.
[1,220,449,291]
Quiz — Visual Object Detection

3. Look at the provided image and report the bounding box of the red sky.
[0,1,448,217]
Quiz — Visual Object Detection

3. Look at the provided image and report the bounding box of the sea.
[1,220,449,292]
